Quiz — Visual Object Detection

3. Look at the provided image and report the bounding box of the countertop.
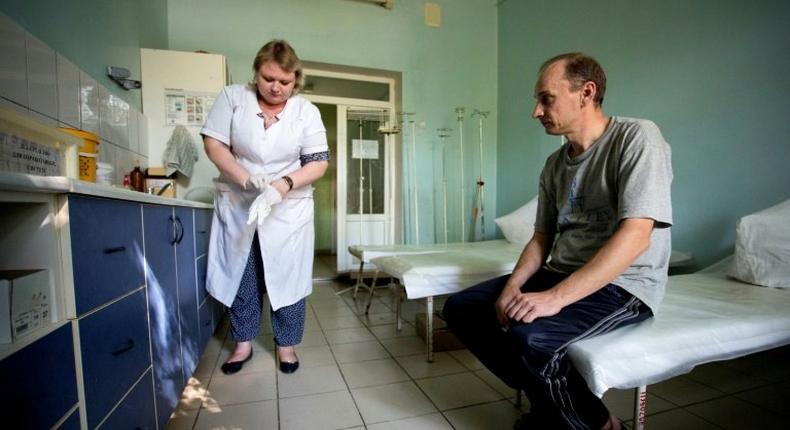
[0,171,213,209]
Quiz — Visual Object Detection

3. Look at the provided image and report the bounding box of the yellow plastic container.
[78,152,97,182]
[59,128,100,182]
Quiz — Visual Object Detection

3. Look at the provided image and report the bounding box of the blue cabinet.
[143,204,184,430]
[2,192,218,430]
[194,208,212,258]
[79,289,150,429]
[0,323,78,430]
[98,369,156,430]
[176,207,200,383]
[68,196,144,315]
[198,297,214,350]
[58,409,81,430]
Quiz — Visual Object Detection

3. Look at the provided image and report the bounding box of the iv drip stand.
[469,109,489,241]
[455,107,466,243]
[337,120,367,298]
[437,128,451,244]
[409,119,419,244]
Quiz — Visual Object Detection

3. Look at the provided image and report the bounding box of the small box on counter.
[145,177,176,198]
[415,311,465,352]
[0,270,51,344]
[146,166,169,177]
[145,166,175,198]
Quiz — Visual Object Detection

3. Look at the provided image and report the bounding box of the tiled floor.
[166,280,790,430]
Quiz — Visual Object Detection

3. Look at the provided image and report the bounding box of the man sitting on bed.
[444,52,673,430]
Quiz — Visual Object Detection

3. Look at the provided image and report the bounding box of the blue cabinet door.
[98,369,156,430]
[79,290,150,428]
[198,298,214,352]
[0,324,78,430]
[143,204,184,430]
[57,409,80,430]
[68,195,144,315]
[175,207,200,383]
[194,208,212,258]
[196,254,208,300]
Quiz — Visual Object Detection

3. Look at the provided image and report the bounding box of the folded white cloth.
[247,184,283,227]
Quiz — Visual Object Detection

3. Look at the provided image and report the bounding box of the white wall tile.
[0,13,28,107]
[56,54,80,128]
[25,32,58,120]
[27,109,57,127]
[128,108,140,154]
[113,96,129,149]
[79,71,100,135]
[98,84,112,142]
[138,112,149,159]
[0,96,28,114]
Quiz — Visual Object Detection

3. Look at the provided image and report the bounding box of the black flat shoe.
[221,349,253,375]
[279,359,299,374]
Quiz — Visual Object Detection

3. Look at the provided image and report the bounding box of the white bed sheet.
[369,239,524,299]
[349,240,508,263]
[568,270,790,397]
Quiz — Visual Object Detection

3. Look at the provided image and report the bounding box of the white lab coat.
[201,85,327,310]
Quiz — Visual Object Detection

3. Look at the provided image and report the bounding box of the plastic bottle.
[130,162,145,192]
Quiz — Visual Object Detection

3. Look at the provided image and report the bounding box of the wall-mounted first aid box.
[0,270,50,344]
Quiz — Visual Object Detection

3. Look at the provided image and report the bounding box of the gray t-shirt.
[535,116,673,312]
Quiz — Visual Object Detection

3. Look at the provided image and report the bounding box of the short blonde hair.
[249,39,304,93]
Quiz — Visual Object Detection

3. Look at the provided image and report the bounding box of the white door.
[336,106,396,272]
[302,68,401,274]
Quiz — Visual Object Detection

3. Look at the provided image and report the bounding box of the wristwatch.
[282,175,294,191]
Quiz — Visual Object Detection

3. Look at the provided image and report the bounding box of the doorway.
[303,64,402,278]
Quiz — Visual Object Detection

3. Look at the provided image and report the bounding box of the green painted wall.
[166,0,498,244]
[0,0,169,110]
[496,0,790,268]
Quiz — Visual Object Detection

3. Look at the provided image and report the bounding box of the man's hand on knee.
[505,290,564,324]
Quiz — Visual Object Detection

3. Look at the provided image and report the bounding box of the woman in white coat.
[201,40,328,375]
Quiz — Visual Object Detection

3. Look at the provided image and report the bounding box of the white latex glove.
[243,173,272,191]
[246,184,283,227]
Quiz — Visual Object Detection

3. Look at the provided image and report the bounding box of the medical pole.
[470,109,489,241]
[409,119,420,244]
[437,128,451,244]
[455,107,466,243]
[358,120,365,257]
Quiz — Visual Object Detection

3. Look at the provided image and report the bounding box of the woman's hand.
[271,178,289,198]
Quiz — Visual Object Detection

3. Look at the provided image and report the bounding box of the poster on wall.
[352,139,380,159]
[165,89,216,126]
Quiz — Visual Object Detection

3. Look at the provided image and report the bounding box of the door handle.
[169,215,179,245]
[103,246,126,254]
[111,338,135,356]
[175,216,185,244]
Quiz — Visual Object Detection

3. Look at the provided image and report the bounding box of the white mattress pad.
[568,271,790,397]
[370,240,524,299]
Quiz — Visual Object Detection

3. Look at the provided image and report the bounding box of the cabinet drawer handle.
[202,319,211,327]
[103,246,126,254]
[198,230,208,234]
[175,216,185,244]
[112,339,135,356]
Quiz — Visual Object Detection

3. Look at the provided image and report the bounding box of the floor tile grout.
[170,280,790,430]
